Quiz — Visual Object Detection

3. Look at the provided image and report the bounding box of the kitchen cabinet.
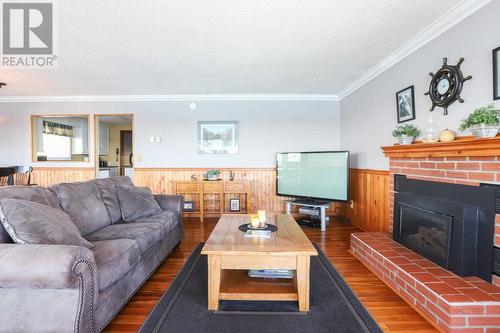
[71,121,89,155]
[123,167,134,179]
[99,125,110,155]
[97,167,118,179]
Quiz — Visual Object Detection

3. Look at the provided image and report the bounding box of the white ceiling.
[0,0,466,97]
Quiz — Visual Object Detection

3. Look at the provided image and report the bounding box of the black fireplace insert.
[393,175,496,282]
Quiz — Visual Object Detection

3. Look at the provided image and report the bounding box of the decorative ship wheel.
[424,57,472,115]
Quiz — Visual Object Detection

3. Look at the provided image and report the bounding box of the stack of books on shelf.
[248,270,294,279]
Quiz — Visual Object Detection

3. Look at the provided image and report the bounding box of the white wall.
[340,1,500,170]
[0,100,340,168]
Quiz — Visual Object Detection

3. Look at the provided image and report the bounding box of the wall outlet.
[349,200,354,209]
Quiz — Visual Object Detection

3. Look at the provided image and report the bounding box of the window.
[31,115,90,162]
[42,133,72,160]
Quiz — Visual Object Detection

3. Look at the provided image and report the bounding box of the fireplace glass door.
[397,203,453,268]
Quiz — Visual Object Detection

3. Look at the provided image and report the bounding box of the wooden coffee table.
[201,214,318,311]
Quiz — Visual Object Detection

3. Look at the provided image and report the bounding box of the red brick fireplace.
[350,136,500,332]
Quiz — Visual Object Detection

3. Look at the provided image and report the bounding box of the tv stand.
[284,200,330,231]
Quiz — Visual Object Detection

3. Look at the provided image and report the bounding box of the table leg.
[296,255,311,311]
[207,255,221,310]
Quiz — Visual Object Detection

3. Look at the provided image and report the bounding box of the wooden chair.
[12,166,33,186]
[0,167,15,187]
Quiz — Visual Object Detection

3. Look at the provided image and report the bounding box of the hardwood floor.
[104,217,438,333]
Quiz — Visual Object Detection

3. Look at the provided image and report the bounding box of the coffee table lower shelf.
[219,269,298,301]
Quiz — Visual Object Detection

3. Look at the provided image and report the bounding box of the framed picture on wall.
[396,86,416,123]
[494,47,500,100]
[198,121,239,154]
[183,201,195,212]
[229,199,240,212]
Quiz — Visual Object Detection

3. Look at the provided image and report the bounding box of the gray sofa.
[0,176,183,333]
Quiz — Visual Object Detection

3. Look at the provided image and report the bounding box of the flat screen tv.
[276,151,349,203]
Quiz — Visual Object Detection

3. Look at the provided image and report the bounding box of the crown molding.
[0,94,340,103]
[338,0,491,100]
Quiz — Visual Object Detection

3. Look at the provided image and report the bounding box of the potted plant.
[459,104,500,138]
[392,124,420,145]
[206,169,221,181]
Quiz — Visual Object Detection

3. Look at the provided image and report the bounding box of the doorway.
[120,130,133,177]
[94,114,134,179]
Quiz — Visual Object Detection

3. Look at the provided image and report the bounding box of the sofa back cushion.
[94,176,134,223]
[50,181,111,236]
[0,186,60,243]
[116,185,162,222]
[0,198,92,248]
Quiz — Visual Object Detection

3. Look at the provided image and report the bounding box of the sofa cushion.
[85,222,164,254]
[116,185,162,222]
[0,198,92,248]
[91,239,141,291]
[133,210,179,234]
[94,177,134,224]
[0,186,60,243]
[50,181,111,236]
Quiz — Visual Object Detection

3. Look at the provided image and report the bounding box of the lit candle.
[250,216,260,229]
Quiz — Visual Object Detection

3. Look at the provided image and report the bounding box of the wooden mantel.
[382,135,500,158]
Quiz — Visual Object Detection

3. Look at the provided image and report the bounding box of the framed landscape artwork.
[396,85,416,123]
[198,121,239,154]
[494,47,500,100]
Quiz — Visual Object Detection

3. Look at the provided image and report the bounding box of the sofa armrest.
[0,244,96,289]
[154,194,184,214]
[0,244,98,333]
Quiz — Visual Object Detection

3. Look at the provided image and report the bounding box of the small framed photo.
[493,47,500,100]
[229,199,240,212]
[183,201,195,212]
[396,85,416,123]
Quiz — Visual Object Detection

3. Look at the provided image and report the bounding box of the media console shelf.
[284,200,330,231]
[175,181,251,222]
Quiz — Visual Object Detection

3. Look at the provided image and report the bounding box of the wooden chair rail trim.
[350,169,389,175]
[32,167,96,171]
[382,135,500,158]
[135,167,275,171]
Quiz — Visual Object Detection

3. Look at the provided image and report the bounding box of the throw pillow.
[0,198,92,248]
[116,185,162,222]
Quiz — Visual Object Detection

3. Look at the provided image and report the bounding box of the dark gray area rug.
[139,243,383,333]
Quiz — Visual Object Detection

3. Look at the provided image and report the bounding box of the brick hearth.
[351,233,500,332]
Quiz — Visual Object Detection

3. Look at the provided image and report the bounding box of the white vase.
[397,136,415,145]
[470,125,499,138]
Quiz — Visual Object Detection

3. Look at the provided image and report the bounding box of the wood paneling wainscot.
[32,167,95,187]
[134,168,291,214]
[29,167,390,233]
[345,169,390,233]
